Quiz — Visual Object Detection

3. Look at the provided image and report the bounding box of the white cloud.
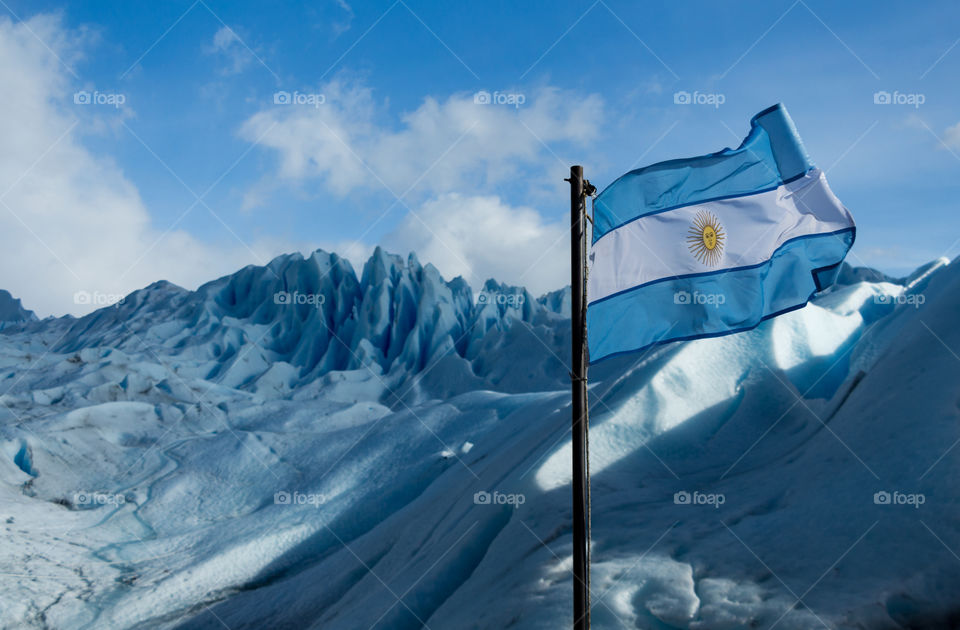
[237,81,602,294]
[206,25,253,75]
[238,79,600,295]
[0,14,294,316]
[332,0,354,37]
[943,121,960,150]
[382,194,567,296]
[239,80,603,200]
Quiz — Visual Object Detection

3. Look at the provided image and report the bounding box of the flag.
[587,104,855,363]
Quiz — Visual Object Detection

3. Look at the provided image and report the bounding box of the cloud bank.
[0,15,291,316]
[1,13,601,315]
[240,81,603,295]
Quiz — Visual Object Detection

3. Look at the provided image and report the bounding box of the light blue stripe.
[592,103,814,244]
[586,229,855,364]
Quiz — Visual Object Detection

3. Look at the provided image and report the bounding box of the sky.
[1,0,959,316]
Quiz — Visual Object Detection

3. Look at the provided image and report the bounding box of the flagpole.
[567,165,591,630]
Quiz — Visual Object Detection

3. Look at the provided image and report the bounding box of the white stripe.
[588,169,854,303]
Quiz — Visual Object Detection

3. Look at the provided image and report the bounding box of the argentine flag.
[587,104,855,363]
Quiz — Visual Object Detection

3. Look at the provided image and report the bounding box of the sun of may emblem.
[687,210,726,266]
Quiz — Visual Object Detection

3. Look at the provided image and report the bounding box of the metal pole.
[568,165,590,630]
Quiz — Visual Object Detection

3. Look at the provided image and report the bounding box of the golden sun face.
[687,210,725,266]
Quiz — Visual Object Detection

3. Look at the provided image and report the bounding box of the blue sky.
[1,0,959,315]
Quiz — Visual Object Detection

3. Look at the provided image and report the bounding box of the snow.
[0,248,958,629]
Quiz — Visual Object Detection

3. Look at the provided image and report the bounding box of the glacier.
[0,248,958,629]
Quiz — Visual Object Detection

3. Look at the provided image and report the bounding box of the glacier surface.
[0,250,958,629]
